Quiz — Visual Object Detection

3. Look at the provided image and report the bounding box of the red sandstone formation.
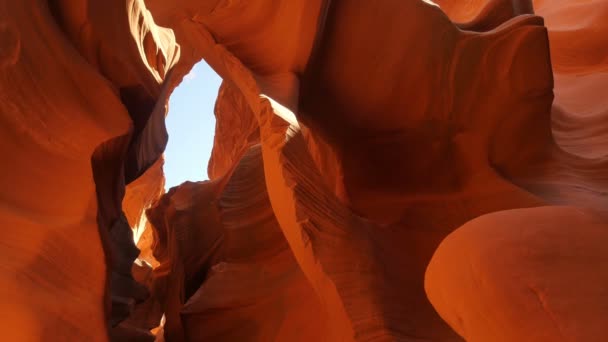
[147,145,327,341]
[426,206,608,341]
[123,157,165,268]
[0,0,184,339]
[1,0,607,341]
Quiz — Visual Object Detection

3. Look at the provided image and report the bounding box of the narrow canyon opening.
[119,60,222,338]
[126,59,221,264]
[164,61,222,190]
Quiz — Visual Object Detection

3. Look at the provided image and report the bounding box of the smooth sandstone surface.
[0,0,183,339]
[426,206,608,342]
[1,0,607,341]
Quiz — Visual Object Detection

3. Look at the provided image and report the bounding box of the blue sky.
[164,61,221,190]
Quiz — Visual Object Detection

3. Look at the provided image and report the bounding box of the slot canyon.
[1,0,608,341]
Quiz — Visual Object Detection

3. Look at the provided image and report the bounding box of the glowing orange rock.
[147,146,327,341]
[0,0,181,339]
[426,206,608,341]
[2,0,608,340]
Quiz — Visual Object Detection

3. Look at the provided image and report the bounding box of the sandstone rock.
[2,0,608,341]
[426,206,608,341]
[0,1,129,339]
[0,0,186,339]
[123,157,165,268]
[147,179,226,341]
[207,81,260,180]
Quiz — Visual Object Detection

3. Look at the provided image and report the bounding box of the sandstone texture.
[1,0,607,341]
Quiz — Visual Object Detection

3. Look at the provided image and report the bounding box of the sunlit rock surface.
[147,145,327,341]
[1,0,607,341]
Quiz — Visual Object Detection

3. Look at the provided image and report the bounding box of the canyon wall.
[1,0,607,341]
[0,0,186,339]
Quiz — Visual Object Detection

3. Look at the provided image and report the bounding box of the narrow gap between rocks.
[164,60,222,190]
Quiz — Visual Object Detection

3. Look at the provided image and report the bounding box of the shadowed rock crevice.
[44,0,190,337]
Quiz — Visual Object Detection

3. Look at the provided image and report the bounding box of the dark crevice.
[45,0,173,338]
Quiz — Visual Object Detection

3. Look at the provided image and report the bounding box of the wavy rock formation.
[147,145,327,341]
[426,206,608,341]
[0,0,187,340]
[1,0,607,341]
[123,157,165,268]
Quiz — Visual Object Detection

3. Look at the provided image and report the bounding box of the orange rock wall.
[145,0,608,341]
[1,0,607,341]
[0,0,189,340]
